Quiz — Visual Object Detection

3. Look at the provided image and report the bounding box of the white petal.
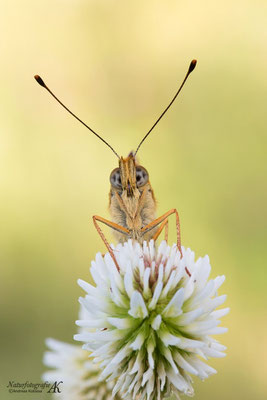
[183,319,220,335]
[107,317,133,329]
[147,342,155,369]
[90,342,114,358]
[178,337,205,350]
[183,273,196,302]
[166,367,189,392]
[74,329,123,343]
[79,295,110,315]
[190,280,215,306]
[130,351,144,375]
[210,275,225,296]
[173,351,198,375]
[205,326,228,335]
[45,337,71,352]
[130,332,146,350]
[110,344,131,365]
[128,291,148,319]
[162,348,178,374]
[160,331,181,347]
[143,267,151,298]
[124,261,135,298]
[204,347,226,358]
[185,356,217,380]
[204,295,227,312]
[148,281,163,310]
[109,271,127,308]
[77,279,97,296]
[163,288,184,317]
[176,308,204,325]
[142,367,153,386]
[209,340,227,352]
[148,240,155,259]
[75,318,108,329]
[151,315,162,330]
[194,255,211,290]
[211,307,230,319]
[160,271,176,298]
[157,361,166,391]
[146,372,155,400]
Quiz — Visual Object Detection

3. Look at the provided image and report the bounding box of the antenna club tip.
[189,59,197,73]
[34,75,46,87]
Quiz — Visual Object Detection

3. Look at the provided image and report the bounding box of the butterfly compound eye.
[136,166,149,187]
[110,168,122,189]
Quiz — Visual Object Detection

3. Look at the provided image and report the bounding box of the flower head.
[75,240,228,400]
[43,337,121,400]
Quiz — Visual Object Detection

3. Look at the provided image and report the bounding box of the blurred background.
[0,0,266,399]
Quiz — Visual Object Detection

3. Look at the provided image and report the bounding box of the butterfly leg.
[142,209,192,276]
[141,208,181,254]
[152,219,169,243]
[92,215,130,271]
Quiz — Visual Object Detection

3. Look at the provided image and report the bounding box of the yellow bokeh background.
[0,1,266,399]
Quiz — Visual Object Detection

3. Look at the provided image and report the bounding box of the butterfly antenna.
[34,75,120,159]
[134,59,197,156]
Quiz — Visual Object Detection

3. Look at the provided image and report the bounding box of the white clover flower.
[75,240,229,400]
[43,306,121,400]
[43,337,121,400]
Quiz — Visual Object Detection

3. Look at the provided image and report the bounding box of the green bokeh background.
[1,1,266,399]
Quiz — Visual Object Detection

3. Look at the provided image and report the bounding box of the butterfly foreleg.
[152,219,169,243]
[92,215,130,271]
[141,208,181,254]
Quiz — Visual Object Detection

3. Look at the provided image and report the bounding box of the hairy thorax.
[109,183,157,244]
